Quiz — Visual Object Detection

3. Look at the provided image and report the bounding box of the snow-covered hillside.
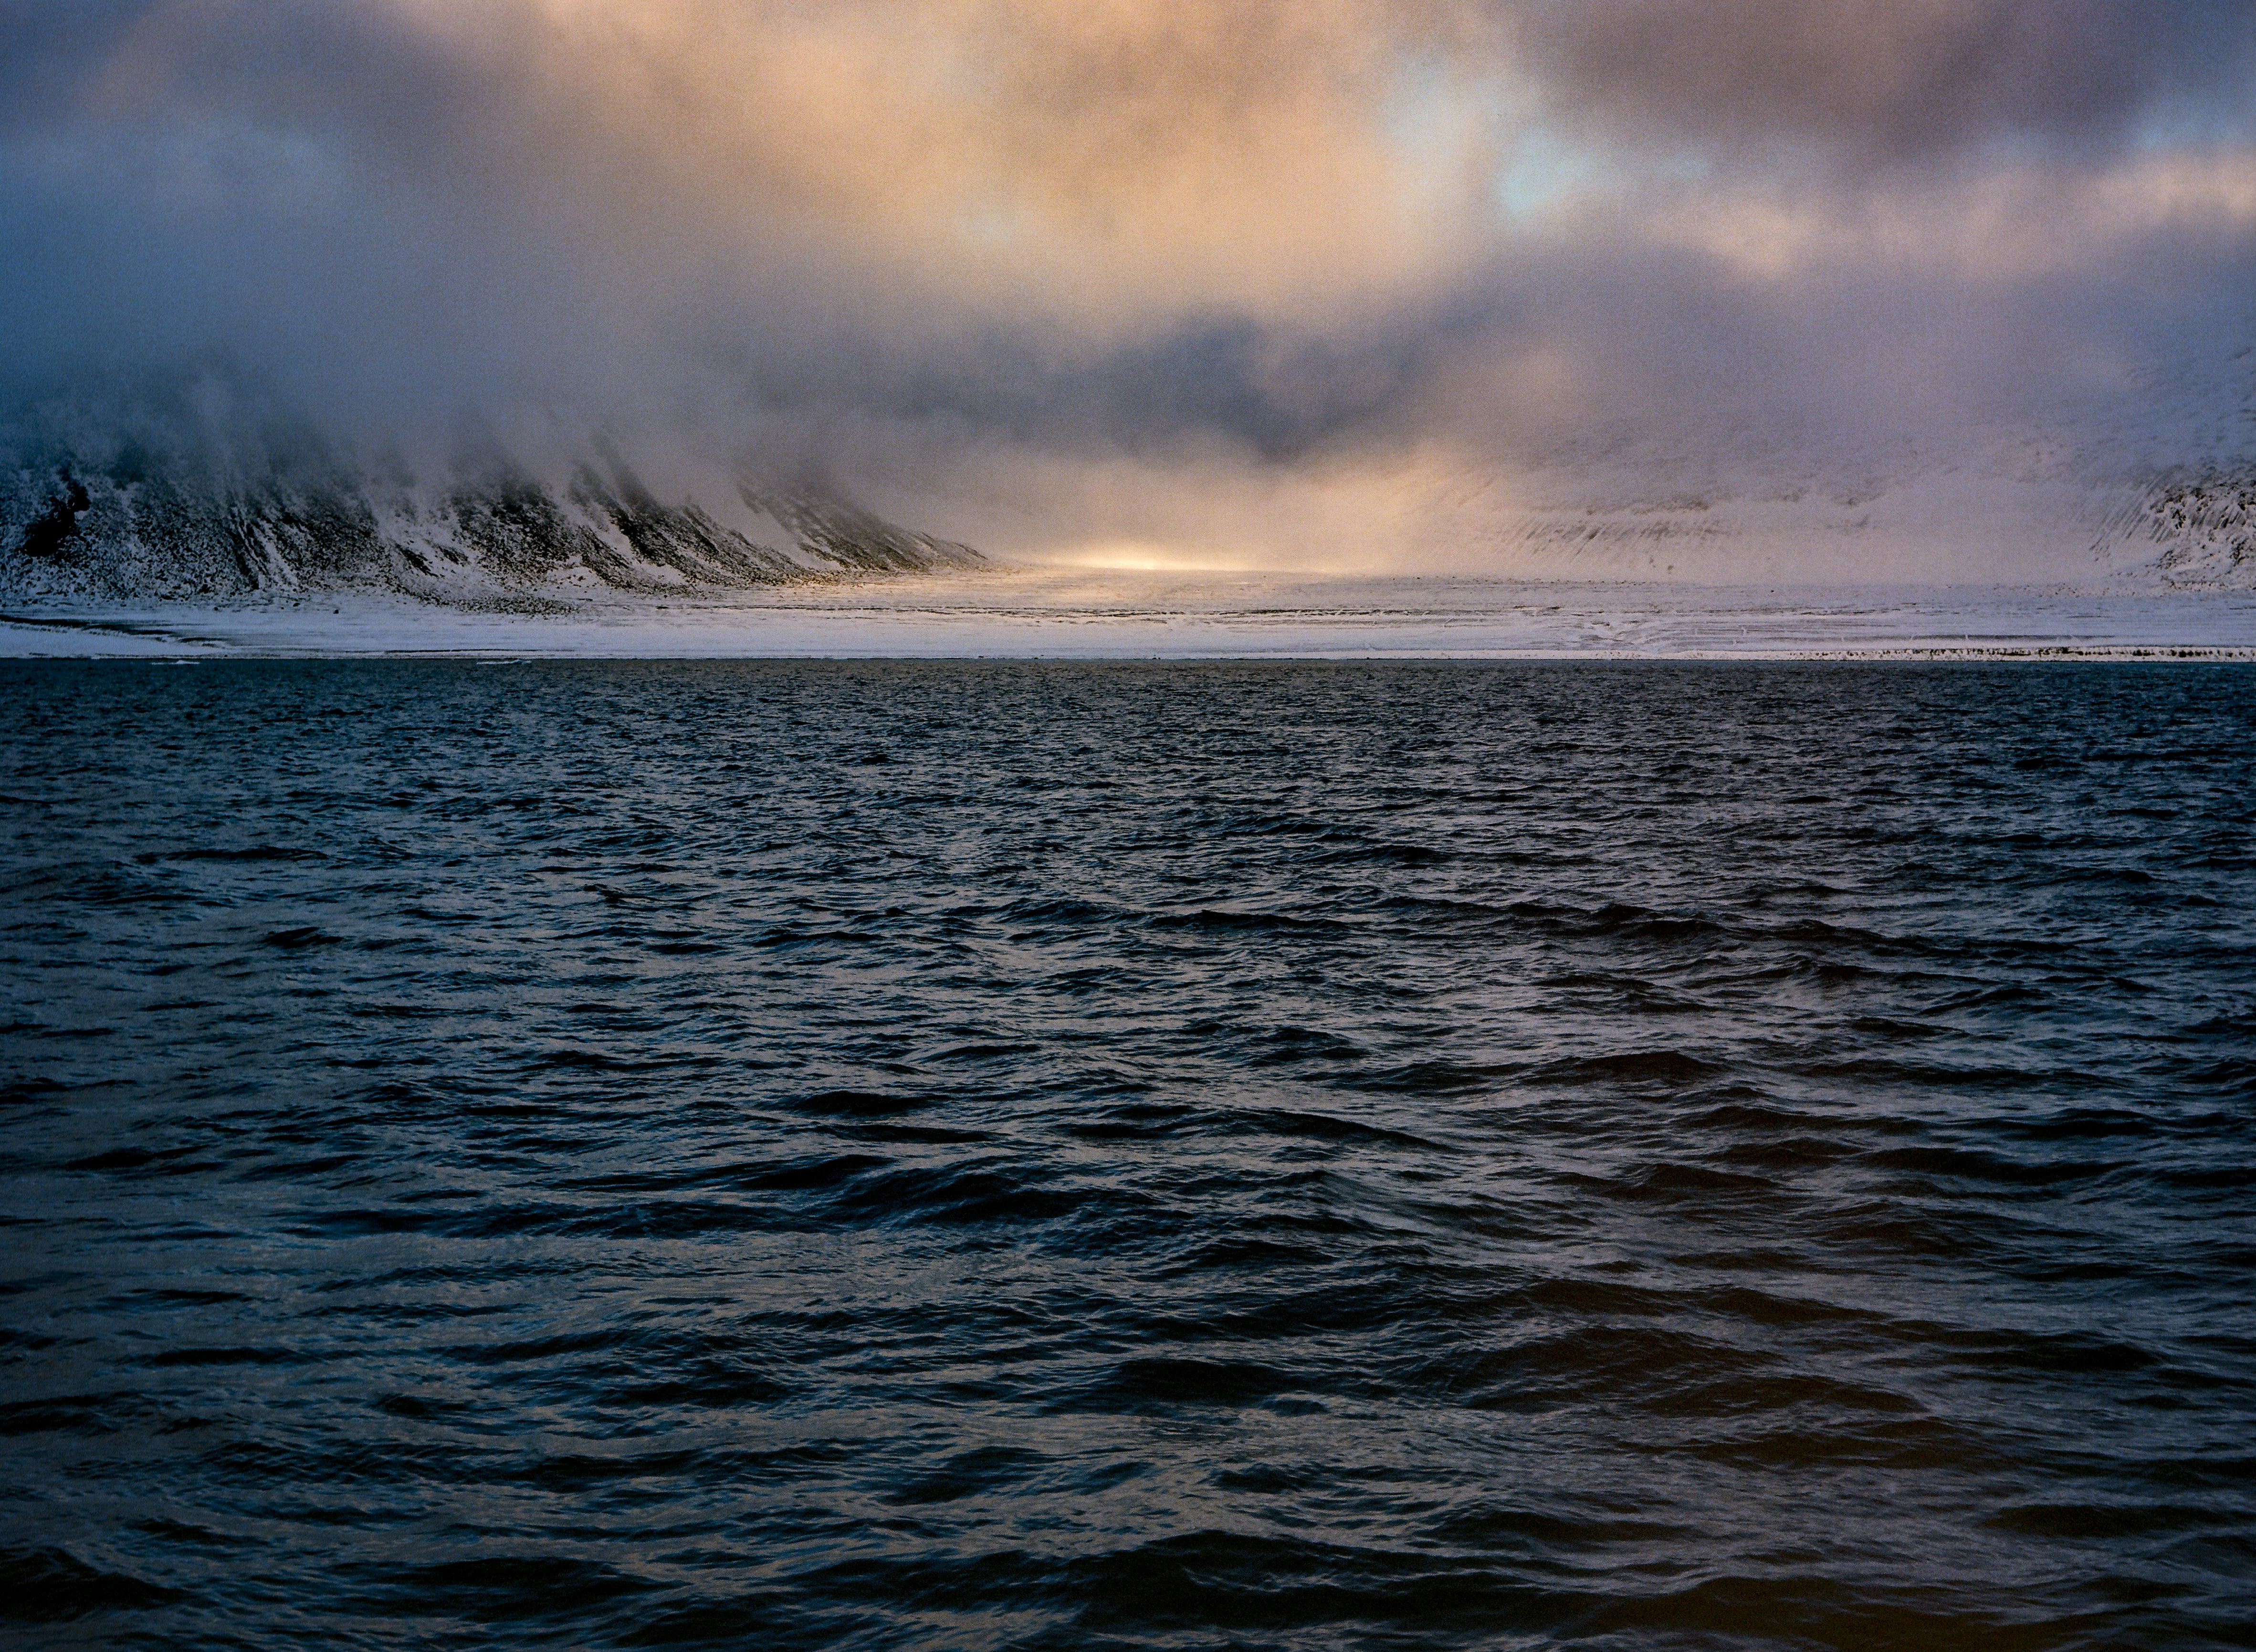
[1406,346,2256,589]
[1412,456,2254,589]
[0,405,983,606]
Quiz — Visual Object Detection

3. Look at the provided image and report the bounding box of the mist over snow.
[2,0,2254,596]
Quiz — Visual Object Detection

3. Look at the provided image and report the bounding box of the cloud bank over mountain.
[2,0,2252,582]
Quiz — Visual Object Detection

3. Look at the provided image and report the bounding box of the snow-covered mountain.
[1411,451,2254,589]
[5,345,2251,600]
[0,402,983,606]
[1400,345,2256,589]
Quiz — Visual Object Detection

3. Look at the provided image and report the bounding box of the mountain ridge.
[0,413,985,607]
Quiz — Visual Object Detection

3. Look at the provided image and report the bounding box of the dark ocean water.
[3,659,2253,1652]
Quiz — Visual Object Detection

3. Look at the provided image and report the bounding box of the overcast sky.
[3,1,2252,565]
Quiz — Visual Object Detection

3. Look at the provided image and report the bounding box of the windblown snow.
[0,403,983,607]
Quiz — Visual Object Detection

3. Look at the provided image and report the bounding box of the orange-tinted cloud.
[0,0,2250,571]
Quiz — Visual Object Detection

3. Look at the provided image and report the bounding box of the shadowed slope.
[0,413,984,607]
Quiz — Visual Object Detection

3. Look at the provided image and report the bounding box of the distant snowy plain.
[5,567,2253,660]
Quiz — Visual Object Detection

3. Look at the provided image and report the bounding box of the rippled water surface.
[3,660,2253,1650]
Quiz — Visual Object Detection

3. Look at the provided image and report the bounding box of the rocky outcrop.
[2133,467,2256,586]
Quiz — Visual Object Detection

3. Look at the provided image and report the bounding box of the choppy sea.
[3,659,2253,1650]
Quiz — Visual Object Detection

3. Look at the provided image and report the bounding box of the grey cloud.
[1495,0,2256,168]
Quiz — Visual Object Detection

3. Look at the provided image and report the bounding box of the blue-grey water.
[3,660,2253,1651]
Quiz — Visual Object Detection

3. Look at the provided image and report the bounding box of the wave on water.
[1,659,2253,1649]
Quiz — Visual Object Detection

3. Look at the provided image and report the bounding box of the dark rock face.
[0,425,983,604]
[13,472,91,560]
[2071,463,2256,589]
[2142,467,2256,585]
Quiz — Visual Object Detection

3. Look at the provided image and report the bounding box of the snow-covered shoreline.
[5,570,2253,661]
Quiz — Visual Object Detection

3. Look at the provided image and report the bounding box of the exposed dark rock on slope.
[2121,466,2256,586]
[0,417,983,606]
